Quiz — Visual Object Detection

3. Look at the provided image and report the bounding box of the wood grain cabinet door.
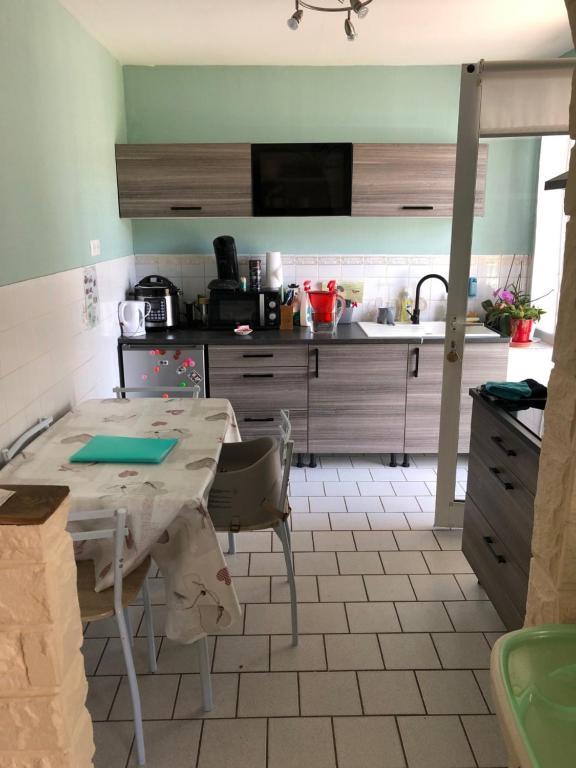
[308,344,408,453]
[405,342,509,454]
[352,144,488,217]
[115,144,252,218]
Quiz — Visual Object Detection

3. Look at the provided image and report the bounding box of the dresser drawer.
[210,367,308,412]
[462,494,527,630]
[236,409,307,452]
[470,400,540,495]
[209,345,308,368]
[466,450,533,575]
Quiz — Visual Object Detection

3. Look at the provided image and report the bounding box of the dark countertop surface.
[119,323,508,347]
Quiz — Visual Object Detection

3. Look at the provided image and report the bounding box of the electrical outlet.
[90,239,101,258]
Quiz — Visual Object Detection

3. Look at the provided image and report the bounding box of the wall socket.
[89,239,101,258]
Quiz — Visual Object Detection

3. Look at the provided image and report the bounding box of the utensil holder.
[280,305,294,330]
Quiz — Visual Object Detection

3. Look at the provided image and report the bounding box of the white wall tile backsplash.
[0,256,133,452]
[135,253,530,323]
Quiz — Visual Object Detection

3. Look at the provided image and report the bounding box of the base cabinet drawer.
[235,409,307,452]
[308,408,405,453]
[209,346,308,368]
[462,494,527,630]
[209,367,308,412]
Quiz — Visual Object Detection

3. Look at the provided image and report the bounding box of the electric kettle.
[118,300,151,338]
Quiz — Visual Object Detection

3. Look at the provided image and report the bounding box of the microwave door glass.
[219,299,257,326]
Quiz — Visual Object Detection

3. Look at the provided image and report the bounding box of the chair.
[208,411,298,645]
[69,508,157,767]
[1,416,53,465]
[113,385,201,399]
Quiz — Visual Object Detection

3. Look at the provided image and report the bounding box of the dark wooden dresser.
[462,390,542,630]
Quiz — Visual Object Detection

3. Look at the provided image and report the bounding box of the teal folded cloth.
[70,435,178,464]
[484,381,532,401]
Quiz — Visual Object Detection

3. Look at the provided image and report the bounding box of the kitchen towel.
[266,251,283,290]
[70,435,178,464]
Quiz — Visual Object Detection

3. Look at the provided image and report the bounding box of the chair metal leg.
[283,518,292,550]
[141,577,157,674]
[274,523,298,646]
[116,610,146,766]
[228,532,236,555]
[197,636,213,712]
[124,607,134,648]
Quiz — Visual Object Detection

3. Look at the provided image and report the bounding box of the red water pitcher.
[308,290,345,334]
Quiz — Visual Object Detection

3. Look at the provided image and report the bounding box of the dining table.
[0,396,243,644]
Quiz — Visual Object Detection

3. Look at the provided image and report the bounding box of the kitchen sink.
[357,321,500,340]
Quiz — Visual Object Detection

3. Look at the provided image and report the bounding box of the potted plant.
[482,283,547,345]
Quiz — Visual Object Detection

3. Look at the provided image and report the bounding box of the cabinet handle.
[490,435,516,457]
[242,373,274,378]
[242,353,274,358]
[401,205,434,210]
[243,417,274,423]
[313,348,319,378]
[483,535,506,564]
[413,347,420,378]
[489,466,514,490]
[170,206,203,211]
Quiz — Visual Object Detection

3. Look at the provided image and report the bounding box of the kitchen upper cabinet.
[308,344,408,453]
[404,342,509,453]
[115,144,252,218]
[351,144,488,217]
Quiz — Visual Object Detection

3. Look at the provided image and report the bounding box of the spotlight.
[351,0,369,18]
[344,12,356,40]
[287,2,303,30]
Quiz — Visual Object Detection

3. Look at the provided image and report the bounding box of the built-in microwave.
[208,290,281,330]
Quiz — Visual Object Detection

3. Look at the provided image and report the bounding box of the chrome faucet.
[410,273,449,324]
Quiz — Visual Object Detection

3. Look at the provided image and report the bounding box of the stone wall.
[0,487,94,767]
[525,2,576,624]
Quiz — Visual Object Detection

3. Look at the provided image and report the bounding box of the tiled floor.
[85,454,509,768]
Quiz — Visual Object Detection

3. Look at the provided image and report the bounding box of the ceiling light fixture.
[286,0,373,41]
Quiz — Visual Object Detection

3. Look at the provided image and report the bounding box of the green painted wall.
[0,0,133,286]
[124,66,540,256]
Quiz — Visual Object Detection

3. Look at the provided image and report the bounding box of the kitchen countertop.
[119,323,508,346]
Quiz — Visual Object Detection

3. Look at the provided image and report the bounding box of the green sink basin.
[495,624,576,767]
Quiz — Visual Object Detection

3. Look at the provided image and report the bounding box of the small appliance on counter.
[118,300,150,337]
[133,275,181,329]
[206,235,281,329]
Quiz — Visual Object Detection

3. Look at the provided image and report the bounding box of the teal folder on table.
[69,435,178,464]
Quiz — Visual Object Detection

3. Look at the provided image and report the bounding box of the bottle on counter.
[299,280,312,327]
[398,291,413,323]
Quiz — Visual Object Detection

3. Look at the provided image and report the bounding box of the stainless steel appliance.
[133,275,181,329]
[208,289,281,330]
[120,344,206,397]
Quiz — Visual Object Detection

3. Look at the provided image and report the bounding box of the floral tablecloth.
[0,398,242,644]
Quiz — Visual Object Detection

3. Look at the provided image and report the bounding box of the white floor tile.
[93,722,133,768]
[292,513,330,530]
[346,602,401,633]
[329,513,370,530]
[127,721,202,768]
[288,497,310,514]
[445,601,506,632]
[320,455,353,467]
[416,670,488,714]
[364,575,416,602]
[305,467,339,481]
[337,467,373,481]
[455,574,489,600]
[110,674,180,721]
[337,551,384,575]
[423,551,473,574]
[398,716,475,768]
[395,602,453,632]
[393,481,431,496]
[174,673,238,719]
[298,603,349,633]
[382,496,421,513]
[270,635,327,671]
[314,531,356,551]
[268,717,336,768]
[416,496,436,512]
[273,531,314,552]
[213,635,269,672]
[462,715,508,767]
[294,552,339,575]
[345,496,383,513]
[250,553,291,576]
[234,531,272,552]
[353,531,397,551]
[406,512,435,529]
[379,633,441,669]
[402,468,437,481]
[394,531,439,551]
[409,575,464,601]
[318,575,367,602]
[271,575,319,603]
[367,513,410,530]
[350,455,385,468]
[358,670,425,714]
[156,637,216,674]
[290,481,325,497]
[325,481,360,496]
[358,481,394,496]
[96,637,158,676]
[82,638,106,675]
[198,719,267,768]
[333,716,406,768]
[86,676,120,722]
[432,633,492,669]
[434,530,463,550]
[370,466,406,481]
[232,576,271,604]
[309,496,347,513]
[380,551,429,575]
[237,672,299,716]
[325,633,383,670]
[300,671,362,715]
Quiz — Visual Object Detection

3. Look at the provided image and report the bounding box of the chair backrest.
[113,385,201,399]
[68,508,128,612]
[1,416,54,466]
[278,410,293,514]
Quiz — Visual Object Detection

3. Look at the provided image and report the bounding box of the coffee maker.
[208,236,241,291]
